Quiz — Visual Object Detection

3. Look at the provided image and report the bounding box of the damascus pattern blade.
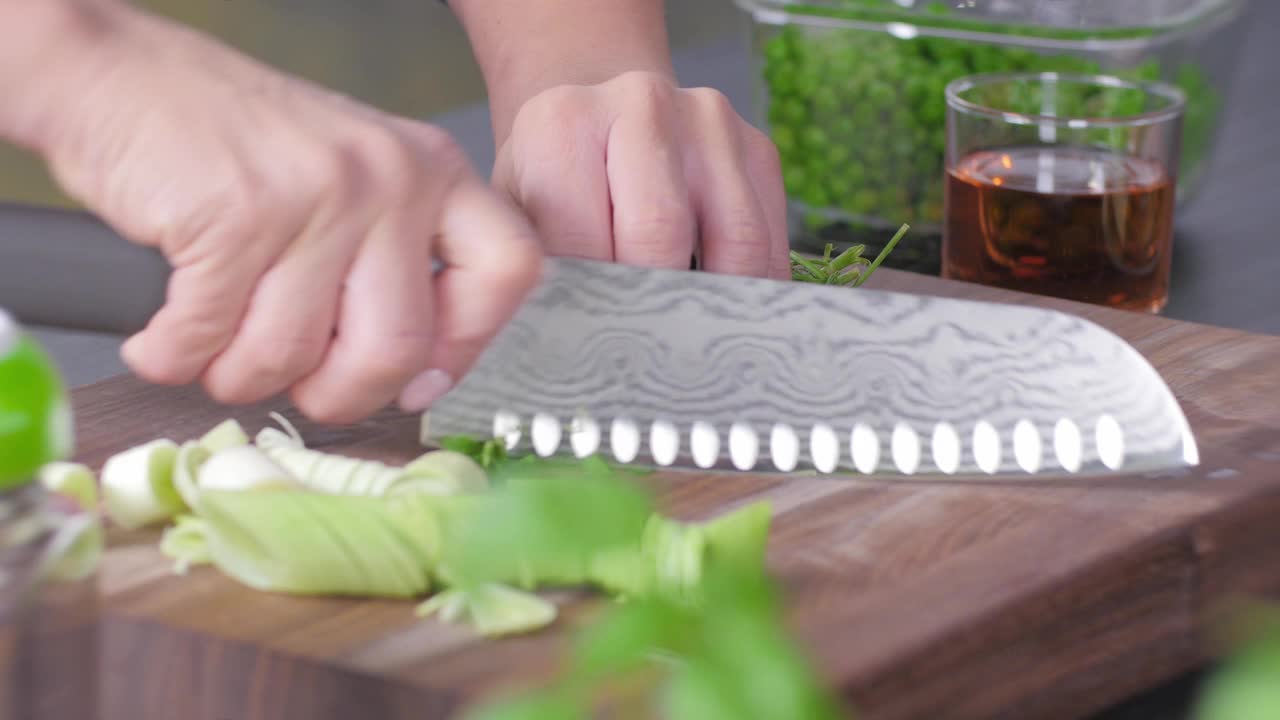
[422,257,1198,478]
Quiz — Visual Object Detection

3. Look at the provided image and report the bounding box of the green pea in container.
[0,307,99,720]
[734,0,1249,274]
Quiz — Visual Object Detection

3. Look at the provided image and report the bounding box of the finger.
[497,91,612,261]
[407,179,543,406]
[199,227,357,405]
[742,129,792,280]
[121,250,260,386]
[605,100,696,270]
[682,90,772,278]
[288,207,437,425]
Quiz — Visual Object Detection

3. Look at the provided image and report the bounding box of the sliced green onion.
[159,514,212,574]
[100,438,182,529]
[416,583,558,637]
[198,418,250,453]
[39,461,98,511]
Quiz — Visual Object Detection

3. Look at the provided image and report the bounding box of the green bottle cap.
[0,308,74,491]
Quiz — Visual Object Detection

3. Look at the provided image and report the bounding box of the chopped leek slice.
[255,413,486,497]
[159,514,212,574]
[100,438,182,529]
[198,418,250,453]
[39,461,98,511]
[190,489,446,598]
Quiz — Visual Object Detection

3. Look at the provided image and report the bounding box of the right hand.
[24,3,543,424]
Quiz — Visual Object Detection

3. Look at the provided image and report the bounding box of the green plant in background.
[759,0,1223,269]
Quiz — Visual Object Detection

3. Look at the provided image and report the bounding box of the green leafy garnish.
[439,434,509,470]
[791,222,908,287]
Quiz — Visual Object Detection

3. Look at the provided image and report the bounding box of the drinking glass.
[942,72,1186,312]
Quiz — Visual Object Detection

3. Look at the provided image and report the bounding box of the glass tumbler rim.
[945,71,1187,130]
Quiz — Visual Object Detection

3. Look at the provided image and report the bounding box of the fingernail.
[398,369,454,412]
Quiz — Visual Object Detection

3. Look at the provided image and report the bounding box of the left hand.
[492,71,790,279]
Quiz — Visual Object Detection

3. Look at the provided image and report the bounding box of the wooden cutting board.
[69,269,1280,720]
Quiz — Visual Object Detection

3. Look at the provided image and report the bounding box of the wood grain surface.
[71,268,1280,720]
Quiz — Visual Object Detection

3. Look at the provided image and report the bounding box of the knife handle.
[0,202,169,335]
[0,202,461,336]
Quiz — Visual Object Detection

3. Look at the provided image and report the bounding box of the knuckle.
[748,129,783,175]
[687,86,737,121]
[715,212,773,257]
[540,227,608,260]
[408,123,467,169]
[345,124,421,194]
[127,356,192,387]
[315,138,369,200]
[491,235,544,289]
[617,71,674,100]
[185,179,270,242]
[619,73,677,124]
[354,334,431,386]
[290,390,357,426]
[732,211,774,246]
[616,208,696,244]
[252,335,326,383]
[203,376,252,406]
[615,216,694,266]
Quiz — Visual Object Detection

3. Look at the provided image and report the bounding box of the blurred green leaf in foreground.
[1195,604,1280,720]
[457,460,846,720]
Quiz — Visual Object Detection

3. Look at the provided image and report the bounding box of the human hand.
[492,71,789,279]
[15,3,542,423]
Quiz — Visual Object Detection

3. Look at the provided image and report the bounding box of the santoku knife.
[0,205,1198,478]
[422,255,1198,478]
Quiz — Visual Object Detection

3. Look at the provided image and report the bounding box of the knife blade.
[0,205,1197,478]
[421,256,1199,479]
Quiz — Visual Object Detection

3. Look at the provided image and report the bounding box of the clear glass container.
[942,72,1185,312]
[733,0,1250,274]
[0,308,98,720]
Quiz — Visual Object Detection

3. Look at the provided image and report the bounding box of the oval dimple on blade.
[728,422,759,471]
[973,421,1001,474]
[891,423,920,475]
[531,413,562,457]
[1096,415,1125,470]
[932,422,960,475]
[493,410,522,451]
[1013,420,1042,474]
[1054,418,1082,473]
[570,412,601,458]
[809,423,839,474]
[770,423,799,472]
[851,423,879,474]
[650,420,680,467]
[611,417,640,464]
[690,421,720,469]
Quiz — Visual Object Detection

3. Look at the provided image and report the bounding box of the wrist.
[0,0,129,152]
[450,0,674,146]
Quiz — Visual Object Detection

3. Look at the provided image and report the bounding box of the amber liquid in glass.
[942,145,1175,312]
